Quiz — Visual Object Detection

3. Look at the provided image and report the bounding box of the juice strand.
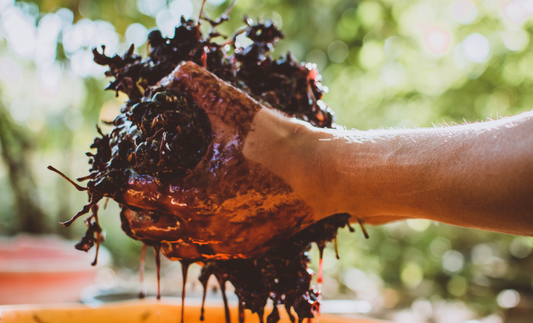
[139,243,147,298]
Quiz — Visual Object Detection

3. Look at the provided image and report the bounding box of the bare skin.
[244,107,533,236]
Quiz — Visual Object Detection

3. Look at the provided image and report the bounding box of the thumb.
[159,61,263,142]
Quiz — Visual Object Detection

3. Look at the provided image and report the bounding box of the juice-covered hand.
[116,62,316,261]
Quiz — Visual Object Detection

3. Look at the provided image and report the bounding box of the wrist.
[243,108,300,171]
[243,107,315,175]
[243,108,326,218]
[306,127,407,222]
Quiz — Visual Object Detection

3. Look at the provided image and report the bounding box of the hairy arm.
[244,108,533,236]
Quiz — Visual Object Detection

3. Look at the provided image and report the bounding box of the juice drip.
[284,304,295,323]
[216,275,231,323]
[257,309,264,323]
[357,218,369,239]
[238,297,245,323]
[333,237,339,260]
[200,277,208,321]
[153,244,162,300]
[180,261,192,323]
[317,248,324,285]
[201,46,208,68]
[316,246,324,321]
[90,205,101,266]
[139,243,147,298]
[347,224,355,233]
[267,305,280,323]
[92,232,100,266]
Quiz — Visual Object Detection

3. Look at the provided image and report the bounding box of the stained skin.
[116,62,315,261]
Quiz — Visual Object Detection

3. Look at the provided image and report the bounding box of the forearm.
[245,109,533,236]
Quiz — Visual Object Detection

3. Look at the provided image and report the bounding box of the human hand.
[116,61,317,261]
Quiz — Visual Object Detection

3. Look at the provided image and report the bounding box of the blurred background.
[0,0,532,322]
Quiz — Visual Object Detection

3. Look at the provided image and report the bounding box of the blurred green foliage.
[1,0,533,321]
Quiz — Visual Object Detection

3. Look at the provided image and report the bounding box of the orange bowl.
[0,299,389,323]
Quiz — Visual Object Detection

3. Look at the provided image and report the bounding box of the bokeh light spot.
[497,289,520,308]
[503,0,533,24]
[447,275,468,296]
[55,8,74,27]
[78,0,99,19]
[509,237,531,258]
[170,0,194,20]
[401,262,423,288]
[328,40,349,63]
[156,9,176,37]
[384,36,404,60]
[2,6,37,58]
[502,29,528,51]
[430,237,451,258]
[359,40,384,69]
[452,0,477,25]
[471,243,493,264]
[382,288,400,308]
[406,219,430,231]
[357,1,383,28]
[463,33,490,62]
[442,250,464,273]
[424,27,451,55]
[126,23,148,47]
[412,298,433,319]
[137,0,166,18]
